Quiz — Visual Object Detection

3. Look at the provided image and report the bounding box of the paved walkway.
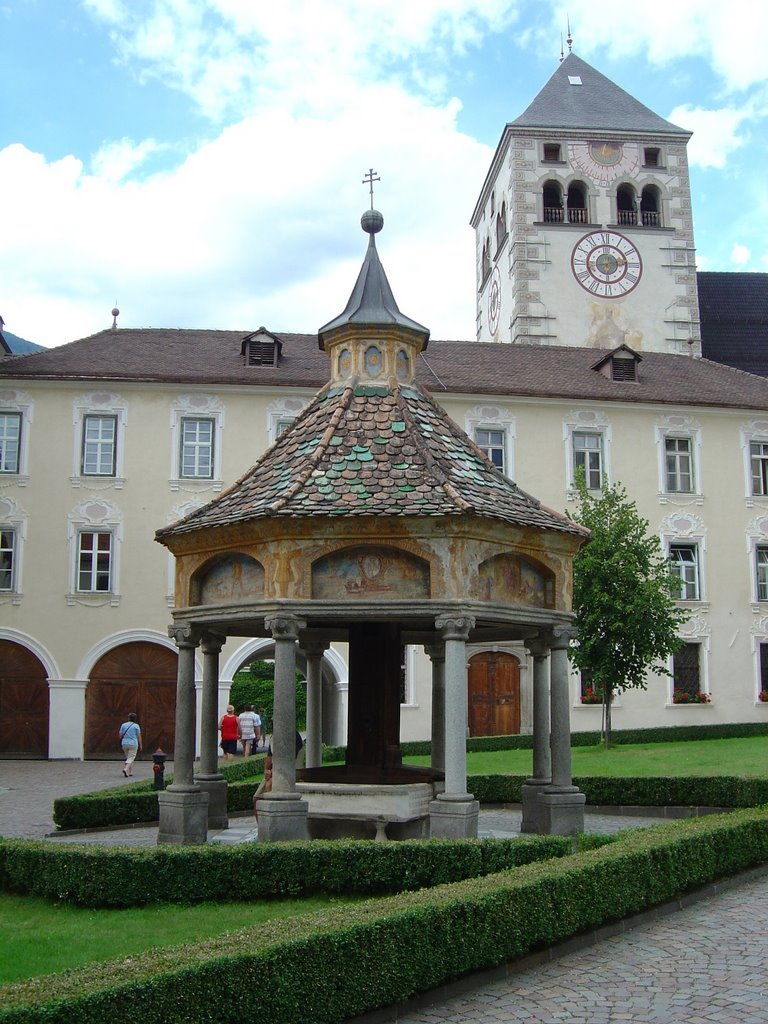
[2,760,767,1022]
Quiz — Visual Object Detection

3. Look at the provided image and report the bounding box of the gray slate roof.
[511,53,689,136]
[4,325,768,412]
[156,377,584,539]
[699,272,768,377]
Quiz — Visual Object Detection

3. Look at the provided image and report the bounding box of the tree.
[229,659,307,730]
[569,476,687,745]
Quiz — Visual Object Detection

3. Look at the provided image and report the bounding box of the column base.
[256,794,310,842]
[194,774,229,830]
[520,777,552,834]
[539,787,586,835]
[157,788,209,845]
[429,795,479,838]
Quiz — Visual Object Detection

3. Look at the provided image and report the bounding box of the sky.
[1,0,767,349]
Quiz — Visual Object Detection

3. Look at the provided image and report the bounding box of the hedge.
[52,771,768,832]
[0,833,574,907]
[2,808,767,1023]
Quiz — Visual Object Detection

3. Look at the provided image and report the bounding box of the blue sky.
[2,0,766,347]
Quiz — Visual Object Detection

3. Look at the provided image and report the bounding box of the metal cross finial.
[362,167,380,209]
[566,15,573,53]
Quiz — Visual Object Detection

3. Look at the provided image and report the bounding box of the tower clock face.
[488,266,501,334]
[568,141,639,184]
[571,231,642,298]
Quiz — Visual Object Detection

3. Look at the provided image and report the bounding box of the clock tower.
[471,53,700,355]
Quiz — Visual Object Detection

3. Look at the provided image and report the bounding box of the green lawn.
[0,893,358,985]
[404,735,768,778]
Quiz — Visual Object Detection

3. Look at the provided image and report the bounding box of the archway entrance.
[85,642,177,758]
[468,651,520,737]
[0,640,50,757]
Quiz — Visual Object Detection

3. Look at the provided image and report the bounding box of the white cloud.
[669,103,751,169]
[91,137,162,181]
[731,244,751,267]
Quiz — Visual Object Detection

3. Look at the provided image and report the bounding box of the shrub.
[2,808,767,1023]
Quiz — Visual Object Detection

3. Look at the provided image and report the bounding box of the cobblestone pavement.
[395,873,768,1024]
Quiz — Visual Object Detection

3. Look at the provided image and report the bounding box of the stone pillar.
[257,615,309,841]
[429,615,479,838]
[302,640,328,769]
[540,628,585,835]
[194,632,228,830]
[158,626,209,844]
[425,642,446,775]
[520,637,552,833]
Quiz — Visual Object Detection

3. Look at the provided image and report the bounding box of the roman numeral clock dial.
[571,231,642,298]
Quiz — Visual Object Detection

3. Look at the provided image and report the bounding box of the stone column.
[520,637,552,833]
[158,625,209,844]
[429,615,479,838]
[257,615,309,841]
[194,632,228,830]
[301,640,328,769]
[540,628,585,835]
[425,642,446,775]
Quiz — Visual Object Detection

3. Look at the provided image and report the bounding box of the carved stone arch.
[190,552,265,605]
[473,552,556,608]
[311,544,430,600]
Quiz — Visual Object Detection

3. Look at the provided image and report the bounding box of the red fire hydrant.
[152,748,167,790]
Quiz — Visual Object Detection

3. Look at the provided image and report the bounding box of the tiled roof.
[699,272,768,377]
[4,324,768,411]
[511,54,689,136]
[156,379,585,539]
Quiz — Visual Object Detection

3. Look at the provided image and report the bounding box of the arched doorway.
[85,642,177,758]
[0,640,50,757]
[468,651,520,737]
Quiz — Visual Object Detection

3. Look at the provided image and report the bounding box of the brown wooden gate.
[0,641,50,757]
[85,642,177,758]
[468,651,520,737]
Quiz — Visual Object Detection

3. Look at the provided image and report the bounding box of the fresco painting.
[198,554,265,604]
[312,546,429,599]
[474,554,554,607]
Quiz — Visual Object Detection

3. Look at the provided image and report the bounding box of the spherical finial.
[111,307,120,318]
[361,208,383,235]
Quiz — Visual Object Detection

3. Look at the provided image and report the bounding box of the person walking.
[118,713,142,777]
[238,704,259,757]
[218,704,239,761]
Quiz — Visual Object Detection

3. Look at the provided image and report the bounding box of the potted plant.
[581,686,604,705]
[758,689,768,703]
[672,689,711,704]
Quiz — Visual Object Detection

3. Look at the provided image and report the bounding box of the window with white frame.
[475,428,506,471]
[275,418,295,439]
[665,436,694,493]
[751,441,768,496]
[179,417,214,479]
[81,414,117,476]
[0,527,16,590]
[77,530,113,592]
[757,546,768,601]
[573,431,603,489]
[267,397,310,445]
[0,412,21,474]
[669,543,700,600]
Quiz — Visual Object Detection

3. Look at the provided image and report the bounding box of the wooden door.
[468,652,520,737]
[0,641,50,757]
[85,642,177,758]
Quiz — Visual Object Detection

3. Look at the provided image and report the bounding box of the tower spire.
[566,15,573,54]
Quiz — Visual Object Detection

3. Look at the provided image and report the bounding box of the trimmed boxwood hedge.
[1,808,767,1023]
[0,833,573,907]
[52,770,768,832]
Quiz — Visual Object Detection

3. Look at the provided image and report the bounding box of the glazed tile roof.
[156,378,585,540]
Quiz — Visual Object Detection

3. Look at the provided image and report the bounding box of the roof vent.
[610,355,637,381]
[591,344,642,383]
[241,327,282,367]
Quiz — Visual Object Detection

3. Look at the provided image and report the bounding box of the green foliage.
[0,834,569,908]
[569,476,688,743]
[229,659,306,728]
[2,808,768,1023]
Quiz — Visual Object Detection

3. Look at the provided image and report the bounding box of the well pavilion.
[155,207,589,844]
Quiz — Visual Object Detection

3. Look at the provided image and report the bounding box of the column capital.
[265,614,305,642]
[300,639,330,658]
[424,641,446,663]
[525,636,550,658]
[435,615,475,641]
[200,632,225,656]
[541,625,573,651]
[168,624,200,649]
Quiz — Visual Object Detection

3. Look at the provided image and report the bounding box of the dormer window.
[592,345,642,383]
[241,327,282,367]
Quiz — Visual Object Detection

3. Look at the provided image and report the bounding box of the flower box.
[672,689,711,704]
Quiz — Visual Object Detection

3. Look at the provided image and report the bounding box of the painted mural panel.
[312,546,429,599]
[474,554,554,607]
[197,554,265,604]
